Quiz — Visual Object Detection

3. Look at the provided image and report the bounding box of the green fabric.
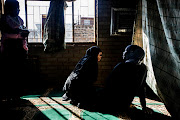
[40,108,71,120]
[80,110,119,120]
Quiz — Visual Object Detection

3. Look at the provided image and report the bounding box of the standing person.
[104,45,151,114]
[62,46,102,109]
[1,0,29,58]
[0,0,29,101]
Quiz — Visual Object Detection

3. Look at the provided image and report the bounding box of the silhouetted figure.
[0,0,29,101]
[103,45,150,114]
[62,46,102,108]
[1,0,29,57]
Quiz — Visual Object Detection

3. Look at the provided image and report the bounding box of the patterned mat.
[132,97,171,117]
[21,95,171,120]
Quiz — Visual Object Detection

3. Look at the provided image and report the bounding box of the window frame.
[25,0,97,44]
[110,7,136,36]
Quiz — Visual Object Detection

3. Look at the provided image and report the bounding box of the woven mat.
[21,95,171,120]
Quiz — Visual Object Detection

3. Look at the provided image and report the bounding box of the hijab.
[74,46,102,73]
[86,46,102,59]
[123,45,145,65]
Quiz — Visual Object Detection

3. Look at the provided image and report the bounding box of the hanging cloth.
[43,0,65,53]
[132,0,180,119]
[156,0,180,62]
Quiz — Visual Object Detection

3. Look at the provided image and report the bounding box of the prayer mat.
[132,97,171,117]
[20,93,172,120]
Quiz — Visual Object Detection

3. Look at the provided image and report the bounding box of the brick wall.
[97,0,137,86]
[74,25,94,42]
[28,43,95,88]
[28,0,137,88]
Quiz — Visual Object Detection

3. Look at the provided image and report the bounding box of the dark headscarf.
[123,45,145,65]
[4,0,19,16]
[73,46,102,73]
[86,46,102,58]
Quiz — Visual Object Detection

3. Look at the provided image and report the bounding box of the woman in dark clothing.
[62,46,102,108]
[104,45,151,114]
[0,0,29,101]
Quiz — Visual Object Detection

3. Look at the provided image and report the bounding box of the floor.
[1,87,172,120]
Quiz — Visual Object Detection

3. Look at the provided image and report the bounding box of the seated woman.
[104,45,150,114]
[62,46,102,108]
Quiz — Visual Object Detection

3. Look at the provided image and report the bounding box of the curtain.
[43,0,65,53]
[154,0,180,118]
[133,0,180,119]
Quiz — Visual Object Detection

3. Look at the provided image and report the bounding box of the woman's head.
[86,46,102,62]
[123,45,145,64]
[4,0,20,16]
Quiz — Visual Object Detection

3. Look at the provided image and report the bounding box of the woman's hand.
[23,44,28,51]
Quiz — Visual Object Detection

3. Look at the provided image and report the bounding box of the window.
[18,0,95,43]
[19,1,50,43]
[27,1,50,43]
[84,20,90,25]
[110,8,136,36]
[65,0,95,43]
